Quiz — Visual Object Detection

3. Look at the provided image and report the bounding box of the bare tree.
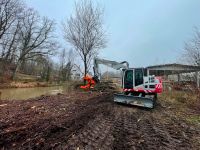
[0,0,24,62]
[182,27,200,85]
[0,0,23,79]
[0,0,59,82]
[0,0,23,39]
[63,0,107,78]
[183,27,200,66]
[12,9,57,79]
[59,48,75,81]
[0,20,21,62]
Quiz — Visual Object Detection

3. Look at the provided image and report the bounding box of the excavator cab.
[123,68,144,89]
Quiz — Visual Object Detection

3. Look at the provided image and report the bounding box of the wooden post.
[177,74,180,82]
[196,72,199,88]
[106,66,108,80]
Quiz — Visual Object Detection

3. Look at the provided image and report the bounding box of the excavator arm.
[93,58,129,80]
[80,58,129,90]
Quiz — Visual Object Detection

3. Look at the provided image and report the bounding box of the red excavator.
[80,58,162,108]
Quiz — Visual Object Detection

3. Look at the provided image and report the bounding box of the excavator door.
[123,68,144,89]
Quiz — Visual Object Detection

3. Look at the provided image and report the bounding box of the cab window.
[135,68,144,86]
[124,70,133,88]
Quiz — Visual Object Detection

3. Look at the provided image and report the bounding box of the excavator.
[80,58,163,108]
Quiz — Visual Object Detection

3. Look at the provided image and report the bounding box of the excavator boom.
[93,58,129,80]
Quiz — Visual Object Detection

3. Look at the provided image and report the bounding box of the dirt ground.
[0,91,200,150]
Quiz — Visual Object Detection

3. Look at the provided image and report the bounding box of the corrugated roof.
[146,63,200,70]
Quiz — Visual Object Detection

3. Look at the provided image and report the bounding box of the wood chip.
[0,104,7,107]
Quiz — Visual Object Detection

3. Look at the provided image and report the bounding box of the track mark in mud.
[62,104,115,150]
[112,109,143,150]
[135,111,196,150]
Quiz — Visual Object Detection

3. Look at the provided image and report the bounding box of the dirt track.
[0,92,200,150]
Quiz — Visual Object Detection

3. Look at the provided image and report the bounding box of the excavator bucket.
[114,93,155,109]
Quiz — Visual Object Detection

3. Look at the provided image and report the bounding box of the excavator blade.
[114,93,155,109]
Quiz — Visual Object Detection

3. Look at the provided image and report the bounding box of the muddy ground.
[0,91,200,150]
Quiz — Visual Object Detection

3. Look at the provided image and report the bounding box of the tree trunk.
[12,60,21,80]
[12,67,18,80]
[46,66,51,82]
[84,55,87,85]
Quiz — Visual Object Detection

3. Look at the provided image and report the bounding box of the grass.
[159,90,198,106]
[186,115,200,124]
[158,90,200,125]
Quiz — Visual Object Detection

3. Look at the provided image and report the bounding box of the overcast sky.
[25,0,200,67]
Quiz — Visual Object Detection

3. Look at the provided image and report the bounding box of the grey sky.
[25,0,200,67]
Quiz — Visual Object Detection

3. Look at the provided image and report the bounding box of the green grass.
[186,116,200,124]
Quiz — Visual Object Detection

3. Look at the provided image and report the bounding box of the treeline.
[0,0,77,82]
